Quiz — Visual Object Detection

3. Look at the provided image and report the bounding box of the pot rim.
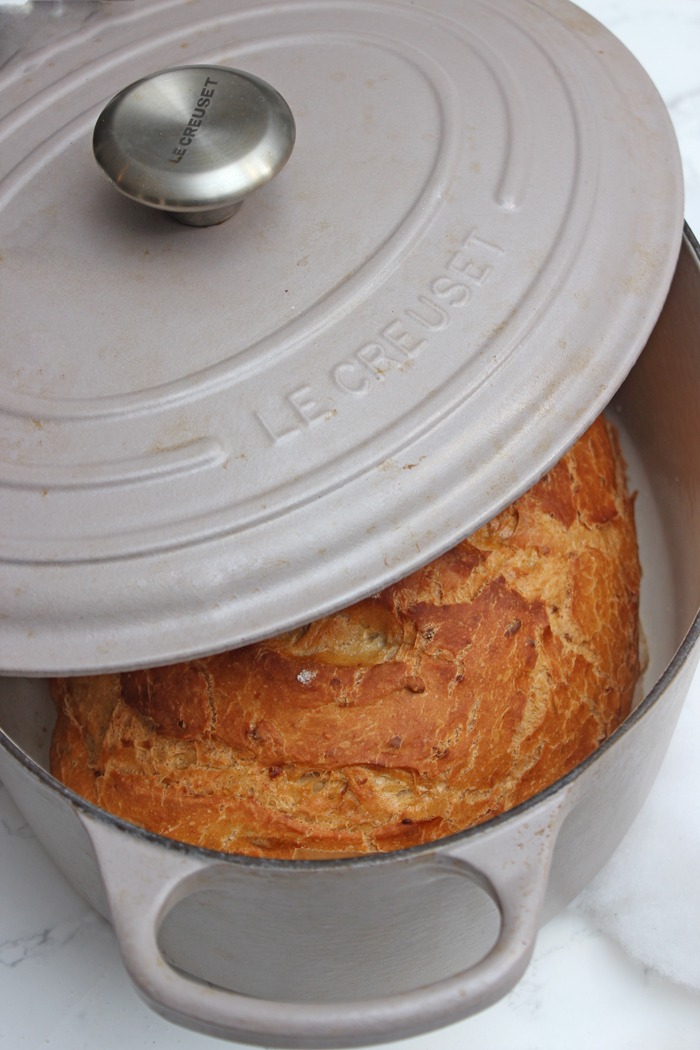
[1,225,698,872]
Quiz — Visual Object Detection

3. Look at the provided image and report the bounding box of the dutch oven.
[1,1,698,1046]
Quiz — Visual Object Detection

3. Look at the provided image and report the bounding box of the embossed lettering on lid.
[0,0,683,673]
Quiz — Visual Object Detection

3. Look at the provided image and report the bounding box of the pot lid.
[0,0,683,675]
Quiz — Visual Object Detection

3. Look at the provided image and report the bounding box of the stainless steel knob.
[93,65,296,227]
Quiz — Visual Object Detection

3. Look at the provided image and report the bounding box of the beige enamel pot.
[0,0,696,1043]
[1,230,699,1049]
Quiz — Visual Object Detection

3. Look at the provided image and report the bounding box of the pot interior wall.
[0,675,54,767]
[612,232,700,658]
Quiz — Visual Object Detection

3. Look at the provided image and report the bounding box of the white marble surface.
[1,1,700,1048]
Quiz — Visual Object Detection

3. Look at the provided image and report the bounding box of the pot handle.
[78,788,575,1049]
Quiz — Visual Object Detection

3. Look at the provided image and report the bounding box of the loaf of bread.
[50,416,641,859]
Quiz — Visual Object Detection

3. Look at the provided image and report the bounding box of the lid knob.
[93,65,296,227]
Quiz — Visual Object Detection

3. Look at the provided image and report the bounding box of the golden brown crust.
[50,416,641,859]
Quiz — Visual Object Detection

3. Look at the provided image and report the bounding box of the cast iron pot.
[0,229,699,1049]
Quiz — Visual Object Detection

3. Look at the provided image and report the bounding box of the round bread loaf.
[50,416,641,858]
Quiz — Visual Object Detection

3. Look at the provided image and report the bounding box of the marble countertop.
[1,1,700,1048]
